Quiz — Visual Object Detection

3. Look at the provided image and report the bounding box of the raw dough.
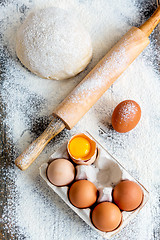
[16,7,92,80]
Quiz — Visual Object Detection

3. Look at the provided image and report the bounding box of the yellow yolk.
[69,137,91,159]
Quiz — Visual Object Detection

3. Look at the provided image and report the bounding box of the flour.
[16,7,92,80]
[54,27,149,130]
[114,100,139,123]
[1,0,160,240]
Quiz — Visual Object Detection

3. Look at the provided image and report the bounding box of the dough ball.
[16,7,92,80]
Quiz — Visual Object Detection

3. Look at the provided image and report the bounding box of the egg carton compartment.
[39,132,149,239]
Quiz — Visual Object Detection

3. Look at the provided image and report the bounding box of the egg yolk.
[69,137,91,159]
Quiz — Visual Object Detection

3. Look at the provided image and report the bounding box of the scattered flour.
[1,0,160,240]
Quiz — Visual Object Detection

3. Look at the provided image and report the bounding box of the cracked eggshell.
[67,133,97,165]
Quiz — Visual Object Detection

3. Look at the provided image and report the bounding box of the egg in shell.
[113,180,143,211]
[67,133,97,165]
[47,158,75,186]
[91,202,122,232]
[68,180,97,208]
[111,100,141,133]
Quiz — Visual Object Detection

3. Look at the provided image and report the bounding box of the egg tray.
[39,132,149,239]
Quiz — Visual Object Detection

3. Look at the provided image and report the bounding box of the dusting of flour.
[16,7,92,80]
[1,0,160,240]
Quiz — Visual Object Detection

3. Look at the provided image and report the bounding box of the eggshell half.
[67,133,97,165]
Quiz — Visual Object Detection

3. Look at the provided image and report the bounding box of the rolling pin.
[15,6,160,170]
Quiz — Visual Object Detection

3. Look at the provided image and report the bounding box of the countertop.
[0,0,160,239]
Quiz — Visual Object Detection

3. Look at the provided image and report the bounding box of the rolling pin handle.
[139,6,160,37]
[15,116,66,171]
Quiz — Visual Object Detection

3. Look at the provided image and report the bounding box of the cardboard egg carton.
[39,132,149,239]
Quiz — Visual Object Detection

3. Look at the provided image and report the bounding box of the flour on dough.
[16,7,92,80]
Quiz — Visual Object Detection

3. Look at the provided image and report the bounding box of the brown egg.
[111,100,141,133]
[113,180,143,211]
[91,202,122,232]
[47,159,75,186]
[68,180,97,208]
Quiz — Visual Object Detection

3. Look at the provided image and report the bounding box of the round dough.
[16,7,92,80]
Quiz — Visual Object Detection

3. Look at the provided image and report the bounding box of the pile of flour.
[1,0,159,239]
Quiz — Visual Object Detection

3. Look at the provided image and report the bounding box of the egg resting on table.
[113,180,143,211]
[47,159,75,186]
[111,100,141,133]
[68,180,97,208]
[91,202,122,232]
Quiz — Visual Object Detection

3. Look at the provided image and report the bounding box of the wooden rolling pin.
[15,6,160,170]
